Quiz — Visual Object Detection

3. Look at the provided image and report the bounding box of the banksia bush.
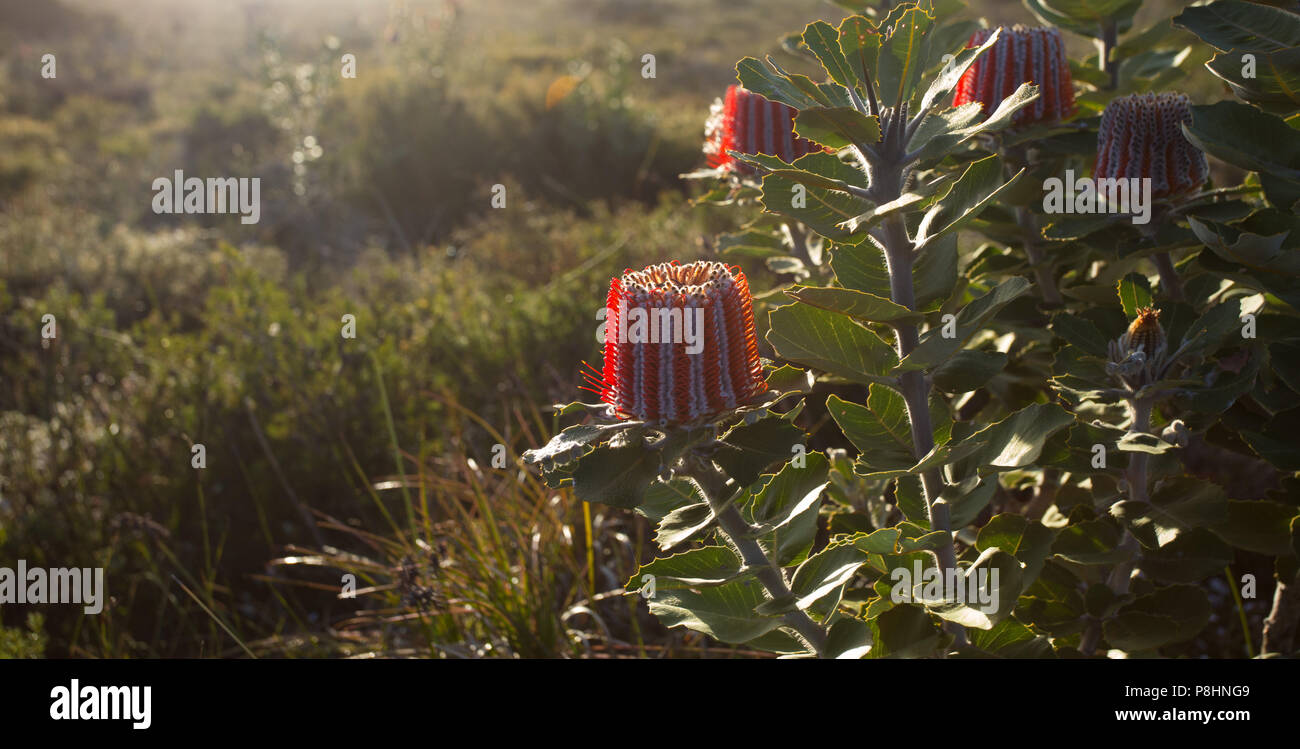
[1095,92,1210,199]
[586,260,766,425]
[953,26,1075,127]
[703,84,825,174]
[528,0,1300,663]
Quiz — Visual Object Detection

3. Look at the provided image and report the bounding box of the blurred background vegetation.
[1,0,1217,658]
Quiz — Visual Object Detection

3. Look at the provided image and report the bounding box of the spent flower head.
[1096,93,1209,200]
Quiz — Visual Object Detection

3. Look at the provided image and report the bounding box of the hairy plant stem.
[689,456,828,657]
[879,201,966,649]
[1080,397,1151,655]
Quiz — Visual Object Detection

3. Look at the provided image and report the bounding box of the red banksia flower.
[704,85,825,174]
[953,26,1075,127]
[1096,93,1209,199]
[584,260,766,425]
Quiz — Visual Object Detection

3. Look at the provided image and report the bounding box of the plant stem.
[1080,397,1151,655]
[879,209,966,649]
[1152,252,1185,301]
[691,457,828,657]
[1262,569,1300,655]
[1016,208,1064,307]
[1098,21,1119,91]
[1003,148,1063,307]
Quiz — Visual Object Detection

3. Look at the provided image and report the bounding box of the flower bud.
[1096,92,1209,199]
[703,85,825,174]
[584,261,766,425]
[1124,306,1165,356]
[953,26,1075,127]
[1160,419,1189,448]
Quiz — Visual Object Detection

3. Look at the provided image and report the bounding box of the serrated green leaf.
[896,276,1030,372]
[786,285,922,324]
[1117,272,1152,319]
[1051,313,1111,358]
[630,545,743,589]
[1210,500,1299,555]
[1184,102,1300,185]
[852,527,903,554]
[644,576,781,644]
[915,156,1024,250]
[522,421,639,465]
[838,15,882,92]
[931,349,1007,393]
[790,541,869,621]
[926,548,1023,629]
[793,106,880,150]
[767,301,899,383]
[1173,0,1300,53]
[825,617,873,658]
[570,440,664,508]
[1140,528,1234,583]
[1111,478,1228,548]
[804,20,858,89]
[637,477,705,522]
[917,27,1002,112]
[977,513,1056,586]
[1052,518,1128,565]
[877,5,934,108]
[714,417,807,489]
[967,617,1055,658]
[655,502,716,549]
[736,56,817,109]
[1104,584,1211,651]
[759,153,873,240]
[867,603,948,658]
[743,452,830,539]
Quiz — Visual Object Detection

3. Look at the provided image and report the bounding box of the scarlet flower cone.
[703,85,825,174]
[1095,92,1209,199]
[953,26,1075,127]
[583,260,767,425]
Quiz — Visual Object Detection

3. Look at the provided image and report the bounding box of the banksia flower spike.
[704,85,826,174]
[1108,306,1173,387]
[1096,93,1210,200]
[584,260,767,426]
[1123,306,1165,357]
[953,26,1075,127]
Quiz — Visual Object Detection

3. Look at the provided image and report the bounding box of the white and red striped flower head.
[1095,92,1209,200]
[704,85,825,174]
[953,26,1075,127]
[585,260,766,425]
